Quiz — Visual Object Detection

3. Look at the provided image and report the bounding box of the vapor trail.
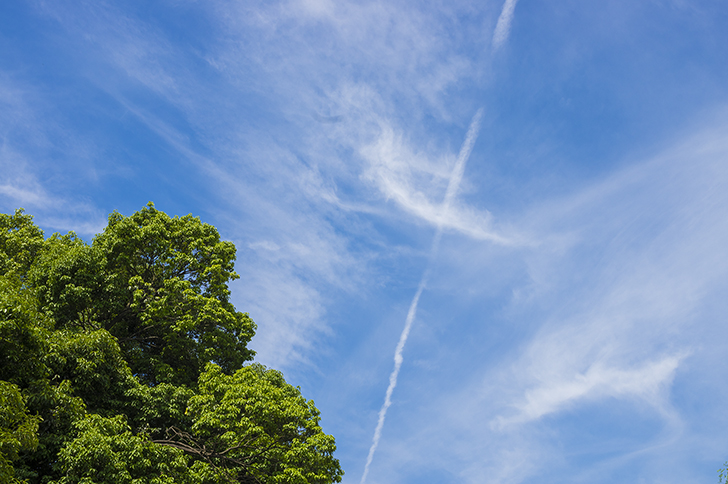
[443,109,484,215]
[360,109,483,483]
[492,0,520,50]
[360,276,427,484]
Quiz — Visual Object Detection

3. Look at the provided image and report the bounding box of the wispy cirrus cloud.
[0,74,106,235]
[23,0,512,372]
[360,124,510,243]
[355,117,728,483]
[6,1,728,483]
[488,121,728,434]
[495,356,684,428]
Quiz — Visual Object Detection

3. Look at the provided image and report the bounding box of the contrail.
[359,276,428,484]
[492,0,520,50]
[360,109,484,484]
[443,109,484,216]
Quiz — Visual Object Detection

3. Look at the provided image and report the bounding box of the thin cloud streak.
[493,355,684,428]
[360,276,427,484]
[443,109,484,219]
[361,110,483,483]
[492,0,520,50]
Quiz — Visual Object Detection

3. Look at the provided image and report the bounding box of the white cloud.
[0,76,105,235]
[360,121,518,244]
[6,2,728,483]
[361,109,488,483]
[34,1,180,98]
[25,1,518,371]
[492,0,520,50]
[355,118,728,483]
[0,145,50,209]
[495,356,683,427]
[236,266,327,369]
[489,120,728,425]
[0,183,49,208]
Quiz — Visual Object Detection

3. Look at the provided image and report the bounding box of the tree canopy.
[0,204,343,484]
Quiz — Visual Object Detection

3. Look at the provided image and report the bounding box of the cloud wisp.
[360,109,483,483]
[493,356,684,428]
[442,110,484,223]
[16,0,506,375]
[360,109,516,244]
[492,0,520,50]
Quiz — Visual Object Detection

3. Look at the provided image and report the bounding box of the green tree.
[0,209,45,279]
[51,414,196,484]
[0,274,51,388]
[31,203,256,387]
[1,273,86,481]
[0,381,40,483]
[0,204,342,484]
[154,363,342,483]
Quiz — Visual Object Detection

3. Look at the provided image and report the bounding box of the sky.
[2,0,728,482]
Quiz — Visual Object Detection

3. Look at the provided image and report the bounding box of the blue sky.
[2,0,728,482]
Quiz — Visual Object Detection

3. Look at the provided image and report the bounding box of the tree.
[157,363,341,483]
[52,414,195,484]
[30,203,256,387]
[0,381,40,484]
[0,204,343,484]
[0,209,45,279]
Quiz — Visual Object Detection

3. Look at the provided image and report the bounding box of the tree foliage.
[0,209,45,278]
[0,204,342,484]
[0,381,40,484]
